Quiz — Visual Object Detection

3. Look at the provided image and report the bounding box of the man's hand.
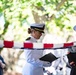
[43,61,51,67]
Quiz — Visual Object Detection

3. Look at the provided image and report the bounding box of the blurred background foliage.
[0,0,76,74]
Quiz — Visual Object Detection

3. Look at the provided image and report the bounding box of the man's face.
[34,30,43,39]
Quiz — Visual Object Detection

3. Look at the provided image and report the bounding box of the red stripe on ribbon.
[44,44,53,49]
[64,42,73,48]
[24,42,33,49]
[4,40,13,48]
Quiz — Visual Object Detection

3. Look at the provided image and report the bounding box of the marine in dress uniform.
[22,23,51,75]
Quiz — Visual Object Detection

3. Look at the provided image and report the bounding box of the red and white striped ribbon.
[0,40,76,49]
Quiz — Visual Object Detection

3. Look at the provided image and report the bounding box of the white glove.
[43,61,51,67]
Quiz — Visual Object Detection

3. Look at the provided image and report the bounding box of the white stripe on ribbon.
[33,43,43,49]
[13,42,23,49]
[0,40,4,48]
[53,43,64,49]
